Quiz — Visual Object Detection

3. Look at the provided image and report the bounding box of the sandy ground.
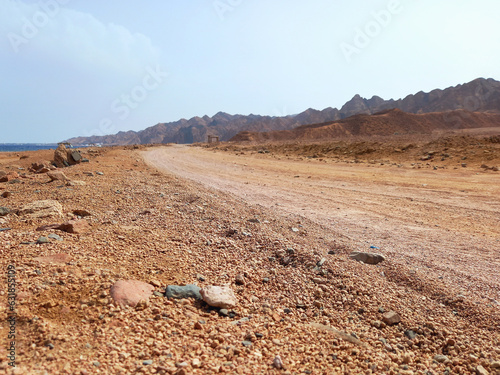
[0,145,498,374]
[144,145,500,308]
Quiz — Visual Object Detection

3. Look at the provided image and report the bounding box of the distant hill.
[66,77,500,145]
[229,109,500,142]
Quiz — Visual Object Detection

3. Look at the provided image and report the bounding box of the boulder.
[110,280,154,307]
[165,284,202,300]
[47,171,69,182]
[53,144,70,168]
[349,251,385,265]
[58,219,90,234]
[17,200,63,219]
[200,285,238,309]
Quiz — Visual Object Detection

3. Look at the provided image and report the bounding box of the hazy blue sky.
[1,0,499,142]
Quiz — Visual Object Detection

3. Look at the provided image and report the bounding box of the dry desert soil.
[0,138,499,374]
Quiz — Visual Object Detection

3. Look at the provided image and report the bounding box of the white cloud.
[0,0,160,76]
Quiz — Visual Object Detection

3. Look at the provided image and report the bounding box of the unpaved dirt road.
[144,145,500,305]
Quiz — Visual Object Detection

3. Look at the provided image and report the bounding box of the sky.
[1,0,499,143]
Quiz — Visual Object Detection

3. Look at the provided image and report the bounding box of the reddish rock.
[34,253,73,264]
[58,219,90,234]
[0,172,19,183]
[1,191,11,198]
[47,171,69,182]
[382,311,401,325]
[36,223,62,231]
[110,280,154,307]
[30,160,51,173]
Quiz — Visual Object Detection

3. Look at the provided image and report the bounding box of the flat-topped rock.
[110,280,154,307]
[17,200,63,219]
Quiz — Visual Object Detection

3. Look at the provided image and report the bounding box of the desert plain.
[0,134,499,374]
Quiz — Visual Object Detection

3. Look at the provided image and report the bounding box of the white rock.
[200,285,237,309]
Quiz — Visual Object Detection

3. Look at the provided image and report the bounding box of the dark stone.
[70,151,82,162]
[0,207,11,216]
[165,284,201,300]
[404,330,417,340]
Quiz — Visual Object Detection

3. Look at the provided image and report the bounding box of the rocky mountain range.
[230,109,500,142]
[67,77,500,145]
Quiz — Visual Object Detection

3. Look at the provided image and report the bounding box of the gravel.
[0,145,498,374]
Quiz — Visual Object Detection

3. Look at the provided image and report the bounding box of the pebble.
[36,236,50,244]
[242,341,252,347]
[142,360,153,366]
[235,273,246,285]
[273,355,284,369]
[404,330,416,339]
[0,207,10,216]
[382,311,401,325]
[434,354,448,363]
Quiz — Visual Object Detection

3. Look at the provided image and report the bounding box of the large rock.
[349,251,385,265]
[165,284,202,300]
[110,280,154,307]
[17,200,63,219]
[58,219,90,234]
[200,285,238,309]
[53,144,70,168]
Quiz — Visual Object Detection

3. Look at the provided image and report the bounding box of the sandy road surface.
[144,145,500,304]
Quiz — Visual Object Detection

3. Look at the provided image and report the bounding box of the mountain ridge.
[66,77,500,145]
